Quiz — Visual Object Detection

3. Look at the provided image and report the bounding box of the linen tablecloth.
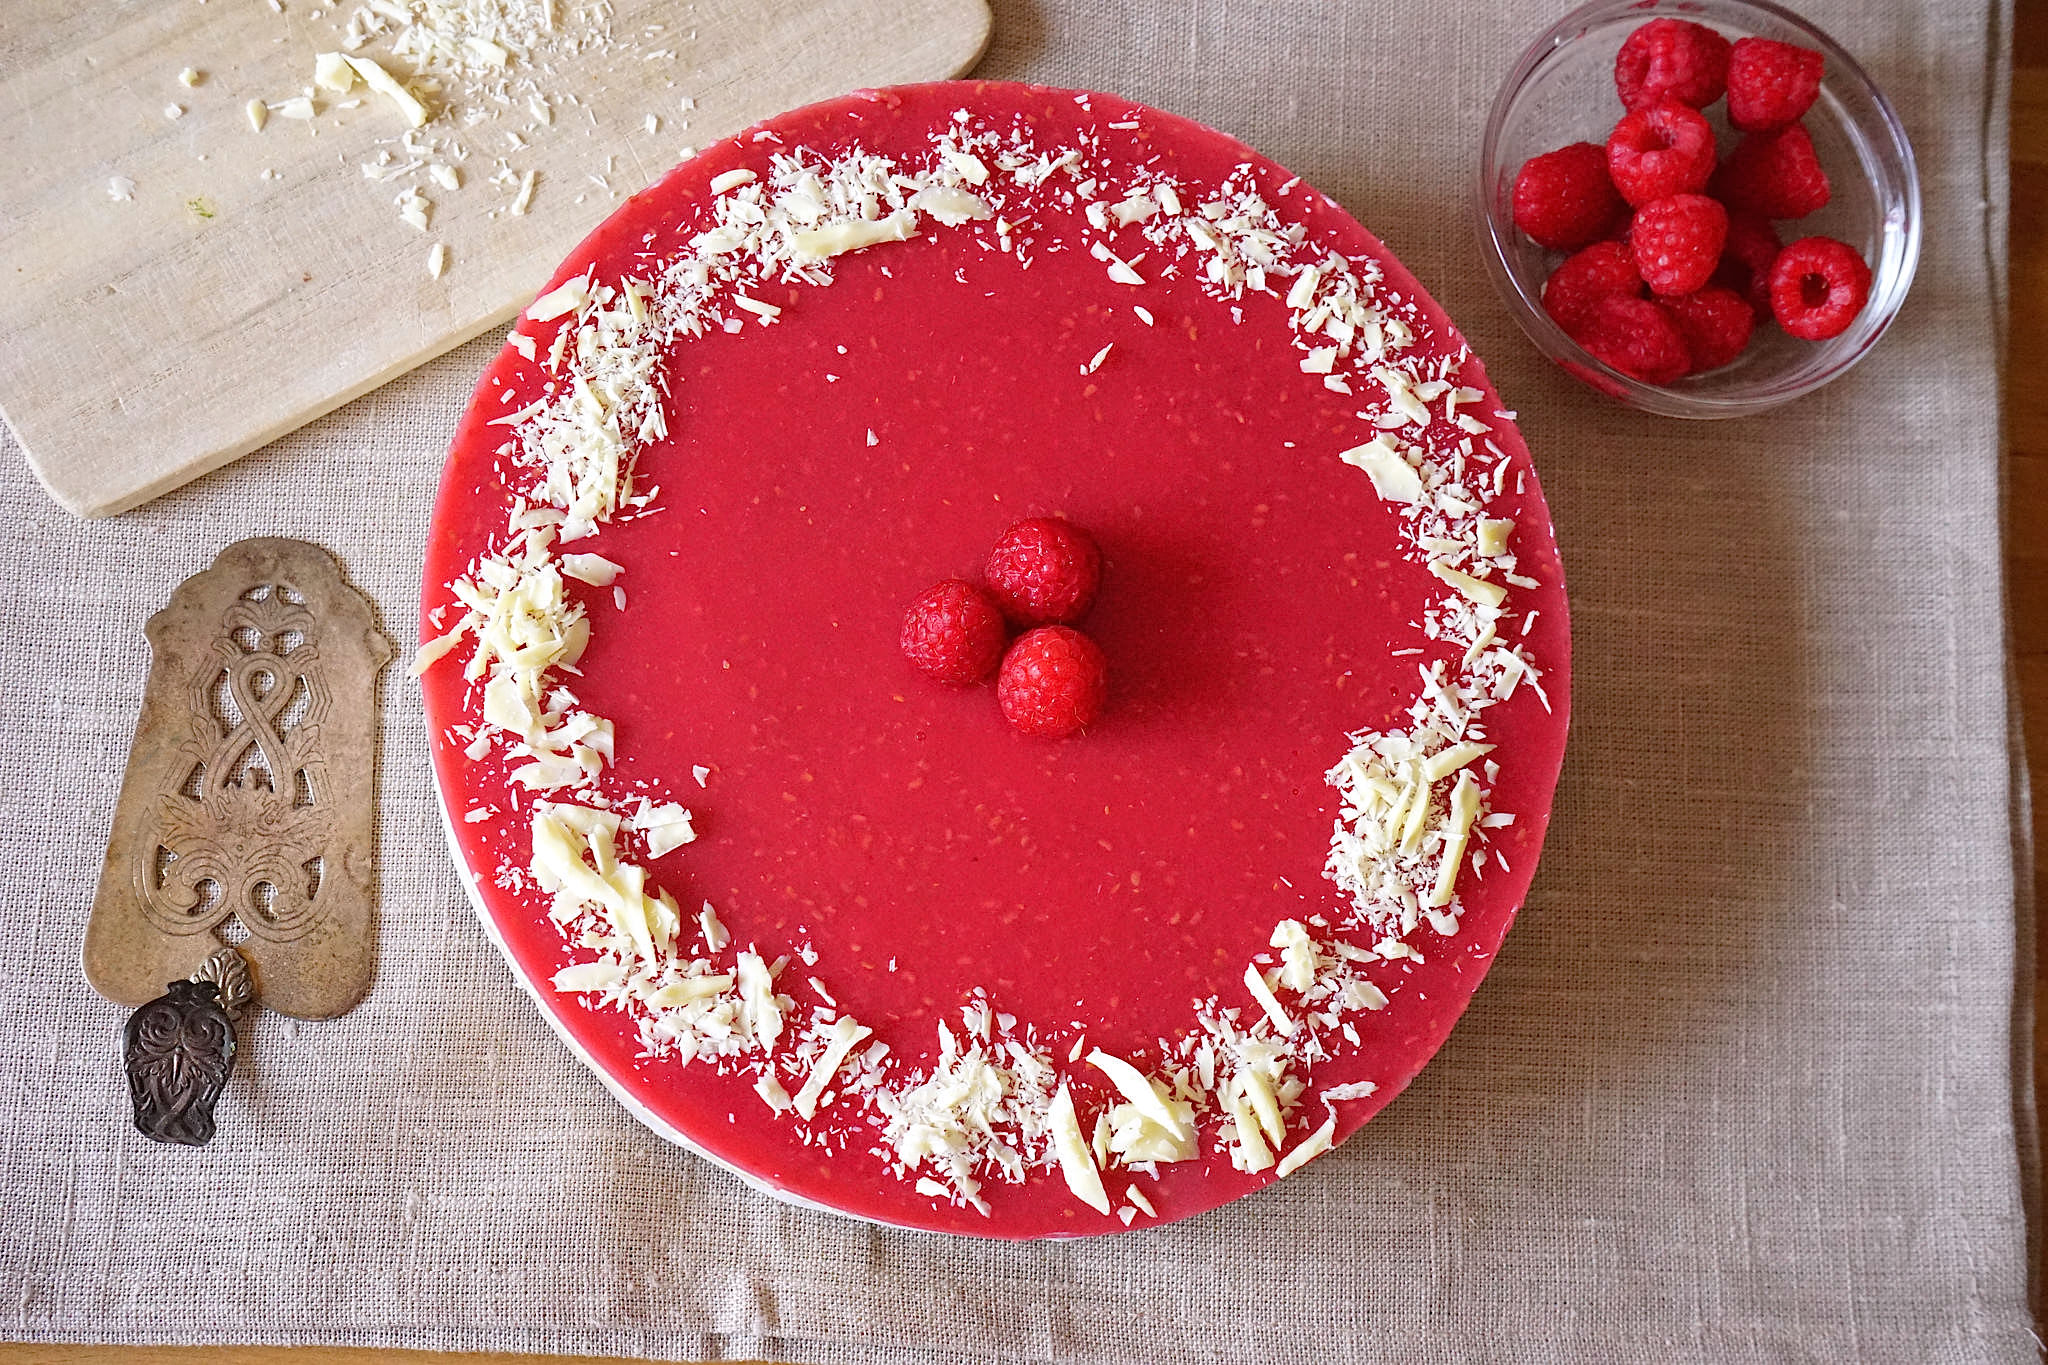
[0,0,2033,1359]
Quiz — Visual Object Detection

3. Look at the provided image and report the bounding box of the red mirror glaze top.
[420,80,1571,1239]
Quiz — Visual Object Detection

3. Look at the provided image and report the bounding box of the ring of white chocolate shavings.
[413,102,1549,1226]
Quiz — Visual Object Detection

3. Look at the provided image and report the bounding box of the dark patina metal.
[123,978,237,1146]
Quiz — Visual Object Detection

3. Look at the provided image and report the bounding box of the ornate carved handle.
[123,948,252,1147]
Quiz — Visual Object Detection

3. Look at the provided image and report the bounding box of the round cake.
[417,80,1572,1238]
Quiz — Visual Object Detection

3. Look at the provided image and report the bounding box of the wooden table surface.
[2017,10,2048,1320]
[8,6,2043,1362]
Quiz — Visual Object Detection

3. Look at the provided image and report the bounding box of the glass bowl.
[1474,0,1920,417]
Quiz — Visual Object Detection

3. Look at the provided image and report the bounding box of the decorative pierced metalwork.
[86,538,392,1019]
[138,581,336,943]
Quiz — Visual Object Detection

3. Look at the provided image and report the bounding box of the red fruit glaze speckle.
[1512,141,1627,250]
[997,626,1108,737]
[1606,100,1718,207]
[1767,235,1872,340]
[1726,37,1824,133]
[901,579,1010,684]
[1614,18,1732,111]
[984,517,1103,626]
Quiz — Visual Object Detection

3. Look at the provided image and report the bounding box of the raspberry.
[1628,193,1727,297]
[1614,18,1732,111]
[984,517,1102,626]
[1726,37,1824,133]
[1714,123,1831,219]
[1568,294,1691,385]
[1512,142,1626,250]
[900,580,1009,685]
[1606,100,1717,207]
[1542,240,1643,335]
[1660,287,1756,372]
[1712,210,1783,317]
[1767,236,1872,340]
[997,626,1108,738]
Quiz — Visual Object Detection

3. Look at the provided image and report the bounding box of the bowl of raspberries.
[1476,0,1920,415]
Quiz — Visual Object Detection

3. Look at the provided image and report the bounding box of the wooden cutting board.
[0,0,990,517]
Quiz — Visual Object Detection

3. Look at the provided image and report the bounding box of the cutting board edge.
[952,0,995,76]
[7,303,521,519]
[6,0,994,520]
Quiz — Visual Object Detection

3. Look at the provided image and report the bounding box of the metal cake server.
[86,537,392,1145]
